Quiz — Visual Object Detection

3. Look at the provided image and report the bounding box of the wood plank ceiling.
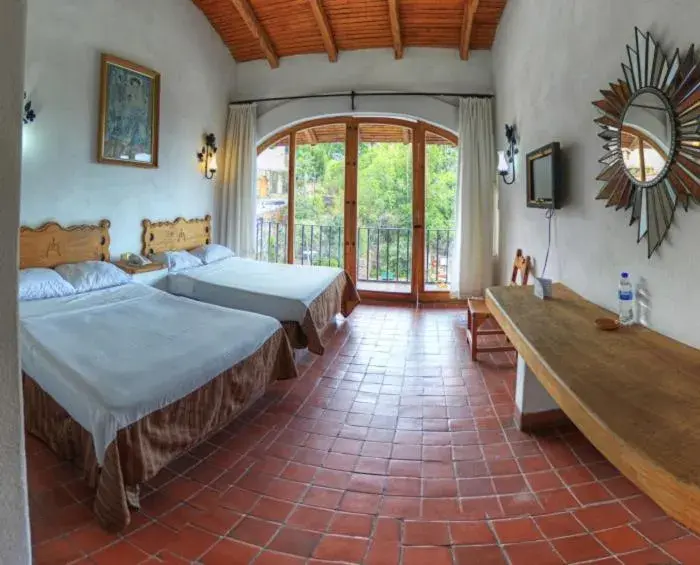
[191,0,508,68]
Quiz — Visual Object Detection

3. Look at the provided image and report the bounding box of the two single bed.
[20,220,297,531]
[142,216,360,355]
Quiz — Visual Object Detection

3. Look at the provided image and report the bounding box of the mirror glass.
[621,91,674,184]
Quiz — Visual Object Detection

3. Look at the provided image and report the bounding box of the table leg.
[514,355,567,431]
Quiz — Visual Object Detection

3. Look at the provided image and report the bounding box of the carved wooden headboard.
[19,220,111,269]
[141,215,212,255]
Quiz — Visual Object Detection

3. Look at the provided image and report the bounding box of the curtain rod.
[230,91,494,110]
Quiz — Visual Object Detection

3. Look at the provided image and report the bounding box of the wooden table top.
[486,283,700,531]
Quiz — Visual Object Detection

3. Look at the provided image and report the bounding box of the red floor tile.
[229,516,280,546]
[504,541,564,565]
[595,525,649,554]
[268,526,322,558]
[492,517,542,544]
[632,517,687,544]
[535,513,586,539]
[328,512,373,537]
[403,546,453,565]
[661,535,700,562]
[552,534,609,562]
[313,534,368,562]
[24,305,700,565]
[200,539,259,565]
[403,520,450,546]
[453,545,508,565]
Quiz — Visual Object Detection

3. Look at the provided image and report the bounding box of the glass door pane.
[357,124,413,294]
[294,124,346,267]
[424,131,458,292]
[256,136,289,263]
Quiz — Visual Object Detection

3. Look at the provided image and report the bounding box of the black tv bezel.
[526,142,562,209]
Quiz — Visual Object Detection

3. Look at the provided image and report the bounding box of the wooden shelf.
[112,260,166,275]
[486,283,700,534]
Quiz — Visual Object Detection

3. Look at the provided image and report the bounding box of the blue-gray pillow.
[18,268,77,301]
[55,261,131,293]
[189,244,235,265]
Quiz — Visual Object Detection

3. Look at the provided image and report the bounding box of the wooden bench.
[486,282,700,534]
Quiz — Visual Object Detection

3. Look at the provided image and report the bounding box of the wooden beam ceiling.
[308,0,338,62]
[228,0,279,68]
[388,0,403,60]
[460,0,480,60]
[191,0,508,65]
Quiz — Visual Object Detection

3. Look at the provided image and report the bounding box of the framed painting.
[97,54,160,168]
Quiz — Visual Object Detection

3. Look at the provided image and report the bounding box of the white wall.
[234,48,493,142]
[21,0,236,255]
[493,0,700,348]
[0,0,31,562]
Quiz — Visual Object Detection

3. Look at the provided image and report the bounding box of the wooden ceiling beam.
[459,0,480,61]
[388,0,403,60]
[308,0,338,62]
[307,128,319,145]
[228,0,280,69]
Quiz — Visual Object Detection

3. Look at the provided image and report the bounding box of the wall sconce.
[23,92,36,125]
[498,123,518,185]
[197,133,218,180]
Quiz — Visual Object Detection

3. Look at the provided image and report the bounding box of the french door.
[255,117,458,303]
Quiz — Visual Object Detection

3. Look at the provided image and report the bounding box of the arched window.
[256,118,458,302]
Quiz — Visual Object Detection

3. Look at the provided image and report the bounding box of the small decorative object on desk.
[595,317,621,331]
[533,277,553,300]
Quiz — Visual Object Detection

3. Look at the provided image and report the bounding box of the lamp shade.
[497,151,509,173]
[208,150,218,172]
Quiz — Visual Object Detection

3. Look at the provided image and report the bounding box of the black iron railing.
[425,229,454,285]
[356,227,412,283]
[255,219,454,286]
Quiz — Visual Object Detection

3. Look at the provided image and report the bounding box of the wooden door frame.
[256,116,459,304]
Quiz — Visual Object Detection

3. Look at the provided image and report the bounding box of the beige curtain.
[450,98,497,298]
[216,104,257,257]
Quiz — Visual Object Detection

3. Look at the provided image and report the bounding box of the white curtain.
[216,104,257,257]
[450,98,497,298]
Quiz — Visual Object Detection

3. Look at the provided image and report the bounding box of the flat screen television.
[526,142,562,209]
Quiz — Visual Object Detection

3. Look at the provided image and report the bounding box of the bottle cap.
[621,272,629,278]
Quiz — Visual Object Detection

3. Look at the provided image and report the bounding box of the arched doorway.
[256,117,458,303]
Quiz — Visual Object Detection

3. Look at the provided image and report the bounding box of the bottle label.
[619,291,633,300]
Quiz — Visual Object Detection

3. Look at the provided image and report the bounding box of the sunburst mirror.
[593,28,700,257]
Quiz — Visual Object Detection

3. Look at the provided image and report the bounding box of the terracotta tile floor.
[27,304,700,564]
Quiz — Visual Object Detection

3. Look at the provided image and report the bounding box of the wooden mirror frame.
[593,28,700,257]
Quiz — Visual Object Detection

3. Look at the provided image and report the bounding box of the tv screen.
[526,142,562,209]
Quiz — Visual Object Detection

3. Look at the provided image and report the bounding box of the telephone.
[122,252,152,267]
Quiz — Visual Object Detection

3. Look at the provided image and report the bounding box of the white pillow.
[55,261,131,293]
[150,250,203,272]
[189,244,235,265]
[18,268,77,301]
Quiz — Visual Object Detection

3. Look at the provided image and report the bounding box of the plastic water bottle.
[618,272,634,326]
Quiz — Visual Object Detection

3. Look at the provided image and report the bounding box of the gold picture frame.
[97,54,161,168]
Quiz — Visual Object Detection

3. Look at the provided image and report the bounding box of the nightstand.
[112,260,166,275]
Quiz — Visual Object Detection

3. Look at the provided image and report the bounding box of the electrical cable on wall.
[541,207,555,277]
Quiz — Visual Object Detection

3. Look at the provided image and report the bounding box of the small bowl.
[595,317,620,331]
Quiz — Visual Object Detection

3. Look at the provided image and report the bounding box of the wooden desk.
[486,283,700,533]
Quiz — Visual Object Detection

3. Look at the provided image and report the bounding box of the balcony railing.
[255,219,454,287]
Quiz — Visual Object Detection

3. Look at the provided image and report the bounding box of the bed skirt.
[23,327,296,532]
[282,270,360,355]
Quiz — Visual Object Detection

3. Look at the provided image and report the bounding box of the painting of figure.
[98,54,160,168]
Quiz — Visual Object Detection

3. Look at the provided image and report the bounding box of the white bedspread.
[20,284,281,463]
[168,257,343,323]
